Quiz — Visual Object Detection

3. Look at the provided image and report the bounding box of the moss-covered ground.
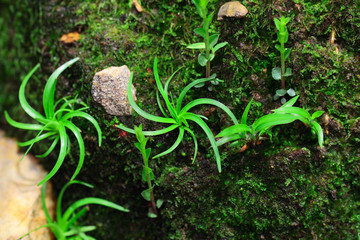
[1,0,360,239]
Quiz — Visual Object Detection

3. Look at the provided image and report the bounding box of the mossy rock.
[1,0,360,239]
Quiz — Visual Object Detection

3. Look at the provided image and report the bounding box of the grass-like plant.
[4,58,102,186]
[272,97,324,146]
[272,16,295,103]
[216,96,324,151]
[134,125,164,218]
[117,58,238,173]
[187,0,227,87]
[19,180,129,240]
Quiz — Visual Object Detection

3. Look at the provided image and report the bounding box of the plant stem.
[206,61,210,78]
[144,159,157,215]
[280,42,285,90]
[203,8,210,78]
[146,171,157,215]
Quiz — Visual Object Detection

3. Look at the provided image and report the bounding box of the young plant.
[187,0,228,87]
[19,180,129,240]
[4,58,102,186]
[216,96,324,151]
[134,125,164,218]
[272,16,295,103]
[116,58,238,173]
[272,97,324,147]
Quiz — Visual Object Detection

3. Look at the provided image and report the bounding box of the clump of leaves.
[216,96,324,151]
[134,125,164,218]
[117,58,238,173]
[187,0,228,88]
[4,58,102,186]
[19,181,129,240]
[272,97,324,146]
[272,16,295,103]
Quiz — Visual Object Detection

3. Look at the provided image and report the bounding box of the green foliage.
[0,1,42,114]
[4,58,102,186]
[117,58,238,173]
[272,99,325,148]
[134,124,162,218]
[19,181,129,240]
[187,0,228,83]
[272,16,295,103]
[3,0,360,239]
[217,96,324,149]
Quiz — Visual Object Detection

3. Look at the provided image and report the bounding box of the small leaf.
[204,13,214,30]
[192,0,204,18]
[209,53,215,61]
[194,28,206,38]
[147,211,157,218]
[281,97,286,104]
[274,18,281,31]
[281,96,299,107]
[273,93,280,101]
[275,44,282,52]
[311,121,324,147]
[187,42,206,49]
[198,53,208,66]
[210,80,219,85]
[283,30,289,43]
[273,106,311,122]
[311,111,325,119]
[199,0,209,8]
[134,143,141,154]
[156,199,164,208]
[209,34,219,48]
[145,148,151,160]
[212,42,228,53]
[253,113,298,133]
[276,89,287,96]
[283,17,291,25]
[141,189,152,201]
[287,88,296,96]
[272,68,281,80]
[241,98,253,125]
[216,124,251,138]
[142,167,154,182]
[284,48,291,60]
[283,68,292,77]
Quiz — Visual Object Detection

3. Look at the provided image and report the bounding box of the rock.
[0,131,54,240]
[92,65,137,116]
[217,1,248,20]
[132,0,143,13]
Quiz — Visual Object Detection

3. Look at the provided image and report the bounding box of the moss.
[2,0,360,239]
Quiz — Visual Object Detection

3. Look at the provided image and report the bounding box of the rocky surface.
[91,65,137,116]
[217,1,248,20]
[0,131,54,240]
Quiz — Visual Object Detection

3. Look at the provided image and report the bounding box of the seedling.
[187,0,228,88]
[19,181,129,240]
[272,16,295,103]
[5,58,102,186]
[117,58,238,173]
[134,125,164,218]
[272,97,324,147]
[216,96,324,151]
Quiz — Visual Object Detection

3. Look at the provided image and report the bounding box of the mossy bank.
[1,0,360,239]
